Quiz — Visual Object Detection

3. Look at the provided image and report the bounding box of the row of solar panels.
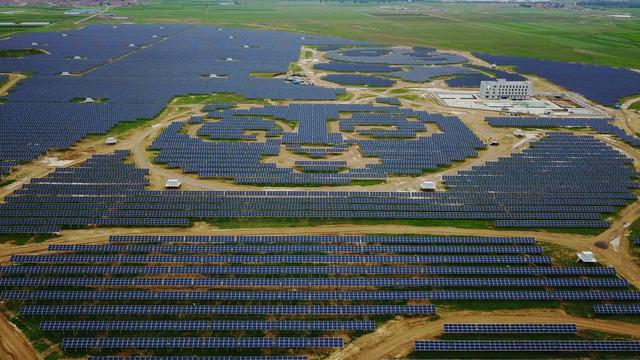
[41,320,375,331]
[21,304,437,315]
[415,340,640,352]
[1,265,613,276]
[107,235,537,244]
[5,290,640,301]
[5,277,622,287]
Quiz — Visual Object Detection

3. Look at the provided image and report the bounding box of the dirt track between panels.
[326,308,640,360]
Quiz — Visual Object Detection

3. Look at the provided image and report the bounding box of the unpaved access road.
[327,308,640,360]
[0,315,40,360]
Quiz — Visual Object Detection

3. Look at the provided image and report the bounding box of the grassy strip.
[0,233,55,245]
[0,178,15,188]
[629,100,640,111]
[172,93,269,105]
[627,217,640,261]
[335,91,354,101]
[288,62,303,73]
[0,48,45,57]
[250,72,279,78]
[102,117,152,136]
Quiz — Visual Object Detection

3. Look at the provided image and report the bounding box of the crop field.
[1,2,639,68]
[0,2,640,359]
[111,1,640,69]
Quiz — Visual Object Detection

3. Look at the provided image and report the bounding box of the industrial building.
[480,79,532,100]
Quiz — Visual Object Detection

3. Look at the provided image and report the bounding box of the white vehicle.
[105,137,117,145]
[165,179,182,189]
[420,181,436,191]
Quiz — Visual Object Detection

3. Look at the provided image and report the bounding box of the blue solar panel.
[107,235,537,244]
[0,25,374,167]
[444,323,577,333]
[23,304,436,315]
[415,340,640,352]
[42,320,375,331]
[594,304,640,314]
[4,277,624,288]
[62,337,343,349]
[0,131,632,230]
[5,290,640,301]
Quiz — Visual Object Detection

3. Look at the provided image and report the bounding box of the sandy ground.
[0,315,40,360]
[0,73,26,97]
[1,49,640,360]
[326,308,640,360]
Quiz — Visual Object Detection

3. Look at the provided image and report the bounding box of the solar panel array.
[415,340,640,352]
[62,337,343,349]
[594,304,640,315]
[487,116,640,147]
[313,62,401,73]
[2,233,637,357]
[474,52,640,107]
[0,131,634,230]
[150,103,484,184]
[42,320,375,331]
[339,112,426,138]
[444,323,577,334]
[0,25,373,172]
[388,65,480,82]
[326,47,467,65]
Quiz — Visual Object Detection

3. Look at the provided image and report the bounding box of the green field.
[0,1,639,69]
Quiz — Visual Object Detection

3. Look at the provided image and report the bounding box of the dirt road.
[0,73,26,97]
[0,315,40,360]
[327,308,640,360]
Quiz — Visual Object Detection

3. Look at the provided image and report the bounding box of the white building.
[165,179,182,189]
[479,79,532,100]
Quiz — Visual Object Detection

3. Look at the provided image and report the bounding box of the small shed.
[165,179,182,189]
[577,251,597,263]
[420,181,436,192]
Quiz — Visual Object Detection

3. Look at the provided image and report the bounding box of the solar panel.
[415,340,640,352]
[62,337,343,349]
[594,304,640,314]
[41,320,375,331]
[22,304,436,316]
[444,323,577,334]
